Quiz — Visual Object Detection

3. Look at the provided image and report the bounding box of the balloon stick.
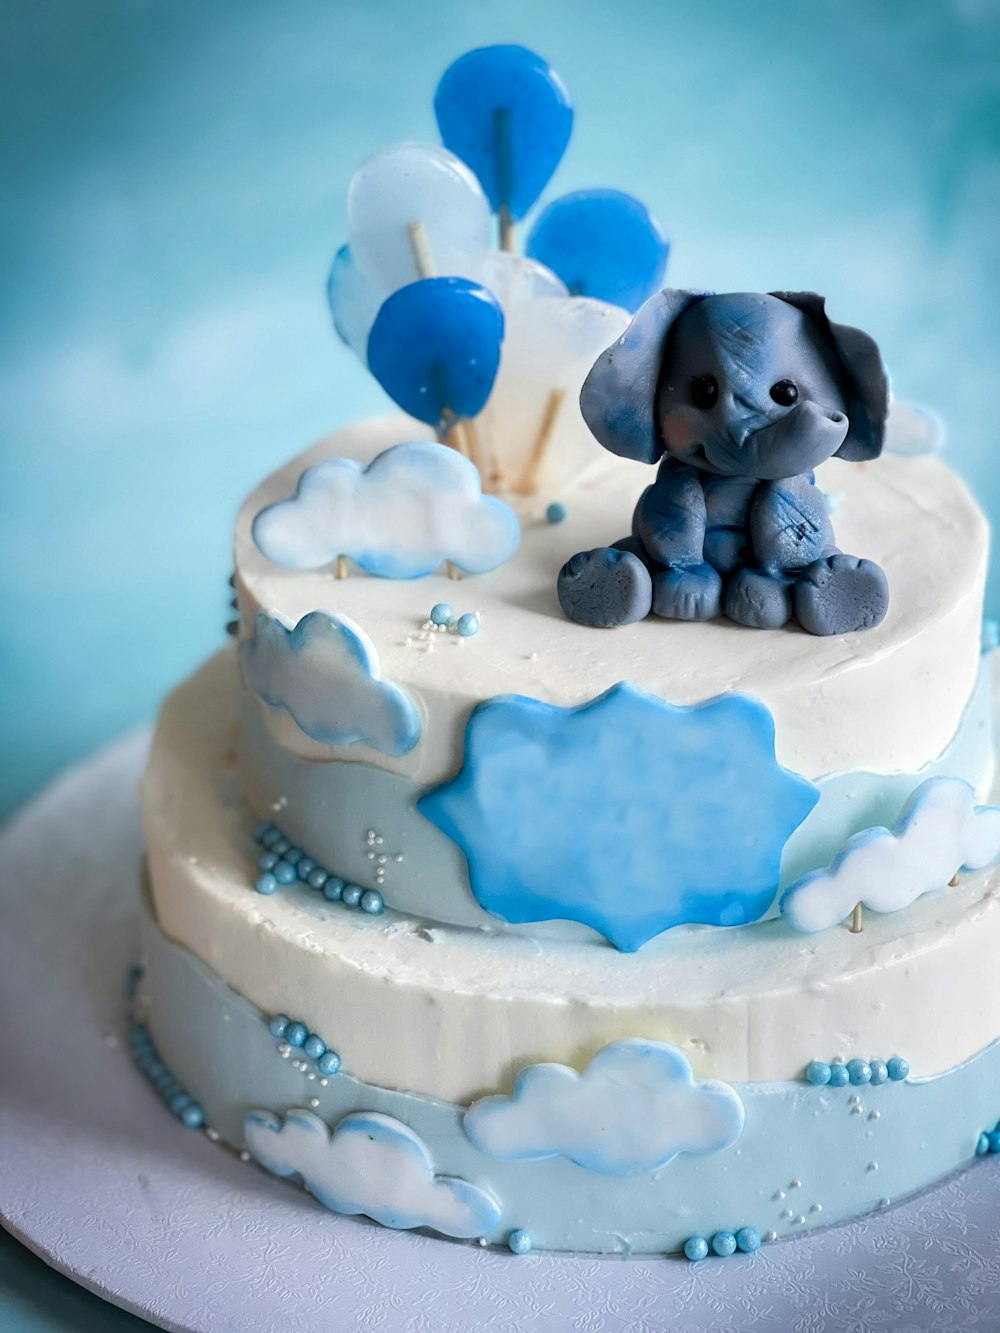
[849,902,863,934]
[406,221,435,280]
[515,387,567,494]
[406,221,495,487]
[494,107,515,253]
[336,555,348,580]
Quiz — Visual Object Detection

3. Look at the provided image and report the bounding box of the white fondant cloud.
[780,776,1000,934]
[463,1039,744,1176]
[241,609,420,755]
[252,441,520,578]
[245,1109,501,1238]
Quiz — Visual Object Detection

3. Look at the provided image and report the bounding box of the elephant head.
[579,289,889,480]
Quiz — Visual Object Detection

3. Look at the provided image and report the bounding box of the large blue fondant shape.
[463,1039,743,1174]
[241,610,421,755]
[244,1107,501,1239]
[417,684,819,950]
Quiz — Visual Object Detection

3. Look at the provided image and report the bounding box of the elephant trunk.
[740,400,849,480]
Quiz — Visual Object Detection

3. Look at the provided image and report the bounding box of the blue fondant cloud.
[418,683,818,950]
[463,1039,744,1175]
[244,1108,501,1238]
[780,775,1000,934]
[252,441,520,578]
[241,610,421,756]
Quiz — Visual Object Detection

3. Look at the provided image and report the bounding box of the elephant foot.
[794,554,889,636]
[651,563,723,621]
[724,568,794,630]
[557,548,652,628]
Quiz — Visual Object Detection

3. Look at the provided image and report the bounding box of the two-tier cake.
[135,45,1000,1260]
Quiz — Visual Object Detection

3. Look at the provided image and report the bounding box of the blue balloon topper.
[366,277,504,428]
[434,45,573,220]
[526,189,669,311]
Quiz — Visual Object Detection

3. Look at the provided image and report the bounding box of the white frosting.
[142,649,1000,1103]
[234,416,987,786]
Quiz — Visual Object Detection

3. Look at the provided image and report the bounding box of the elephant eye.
[690,375,718,410]
[770,379,799,407]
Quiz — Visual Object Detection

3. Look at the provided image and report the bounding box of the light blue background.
[1,1,999,1325]
[3,0,999,826]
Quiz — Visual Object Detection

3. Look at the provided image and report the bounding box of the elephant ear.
[579,288,709,463]
[771,291,889,462]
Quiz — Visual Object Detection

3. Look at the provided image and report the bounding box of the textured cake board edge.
[2,732,1000,1332]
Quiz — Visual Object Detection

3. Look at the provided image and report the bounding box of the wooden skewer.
[849,902,864,934]
[949,872,960,887]
[514,387,567,494]
[447,562,461,581]
[406,220,435,279]
[336,555,348,580]
[493,108,515,253]
[498,204,515,253]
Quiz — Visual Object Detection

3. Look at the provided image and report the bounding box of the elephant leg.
[794,554,889,636]
[724,567,794,630]
[557,546,653,628]
[651,563,723,621]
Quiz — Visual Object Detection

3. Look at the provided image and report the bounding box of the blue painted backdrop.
[2,0,999,822]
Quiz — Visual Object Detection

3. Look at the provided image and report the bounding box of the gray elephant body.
[557,291,891,635]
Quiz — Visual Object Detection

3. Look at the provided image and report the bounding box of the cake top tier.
[235,414,985,787]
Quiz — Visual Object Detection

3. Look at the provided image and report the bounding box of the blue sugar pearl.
[284,847,303,867]
[456,612,480,637]
[254,821,274,842]
[977,1132,991,1156]
[989,1131,1000,1154]
[545,501,567,524]
[271,838,290,856]
[318,1050,341,1076]
[887,1056,910,1082]
[308,867,329,891]
[324,876,346,901]
[169,1092,191,1115]
[683,1236,709,1262]
[507,1229,532,1255]
[256,872,278,895]
[303,1034,326,1060]
[181,1103,205,1129]
[286,1022,308,1048]
[828,1063,850,1087]
[297,857,315,880]
[273,861,297,885]
[805,1060,831,1086]
[736,1227,761,1254]
[430,602,453,626]
[848,1059,872,1086]
[711,1231,737,1258]
[258,852,278,872]
[361,889,384,915]
[869,1059,889,1086]
[269,1014,290,1039]
[342,884,364,908]
[261,827,282,848]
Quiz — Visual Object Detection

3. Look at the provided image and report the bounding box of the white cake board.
[2,732,1000,1333]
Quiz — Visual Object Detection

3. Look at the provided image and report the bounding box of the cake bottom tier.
[138,887,1000,1256]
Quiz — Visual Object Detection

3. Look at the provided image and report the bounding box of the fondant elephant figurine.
[557,290,890,635]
